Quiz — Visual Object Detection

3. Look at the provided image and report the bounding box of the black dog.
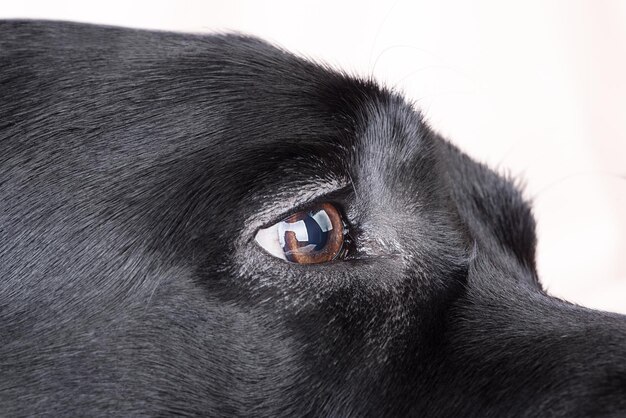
[1,20,624,417]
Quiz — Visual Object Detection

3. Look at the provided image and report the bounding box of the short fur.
[0,20,624,417]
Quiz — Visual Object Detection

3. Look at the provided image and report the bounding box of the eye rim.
[254,202,349,265]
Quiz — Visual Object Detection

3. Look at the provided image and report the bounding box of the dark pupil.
[279,209,333,261]
[301,215,329,250]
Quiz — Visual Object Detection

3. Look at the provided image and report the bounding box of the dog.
[0,20,624,417]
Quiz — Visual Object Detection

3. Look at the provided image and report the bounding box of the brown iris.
[277,203,344,264]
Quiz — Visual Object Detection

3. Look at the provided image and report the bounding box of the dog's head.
[1,21,625,416]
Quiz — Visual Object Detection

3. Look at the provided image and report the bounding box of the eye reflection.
[255,203,345,264]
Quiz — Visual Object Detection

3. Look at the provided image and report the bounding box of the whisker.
[368,0,402,71]
[394,64,478,88]
[347,172,360,201]
[531,170,626,201]
[372,44,449,76]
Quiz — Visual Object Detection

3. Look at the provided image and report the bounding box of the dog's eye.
[255,203,346,264]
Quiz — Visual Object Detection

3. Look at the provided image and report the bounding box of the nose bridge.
[467,278,626,356]
[449,282,626,413]
[514,294,626,409]
[515,297,626,362]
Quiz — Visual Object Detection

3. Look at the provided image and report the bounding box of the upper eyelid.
[258,192,350,230]
[240,178,350,242]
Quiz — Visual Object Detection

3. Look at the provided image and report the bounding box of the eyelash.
[259,184,354,230]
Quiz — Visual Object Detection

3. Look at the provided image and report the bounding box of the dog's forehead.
[214,59,439,201]
[0,21,535,278]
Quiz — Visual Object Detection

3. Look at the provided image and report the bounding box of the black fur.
[0,20,624,417]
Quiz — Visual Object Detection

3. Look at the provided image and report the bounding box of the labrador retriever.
[0,20,625,417]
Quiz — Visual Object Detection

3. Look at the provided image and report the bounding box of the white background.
[2,1,625,313]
